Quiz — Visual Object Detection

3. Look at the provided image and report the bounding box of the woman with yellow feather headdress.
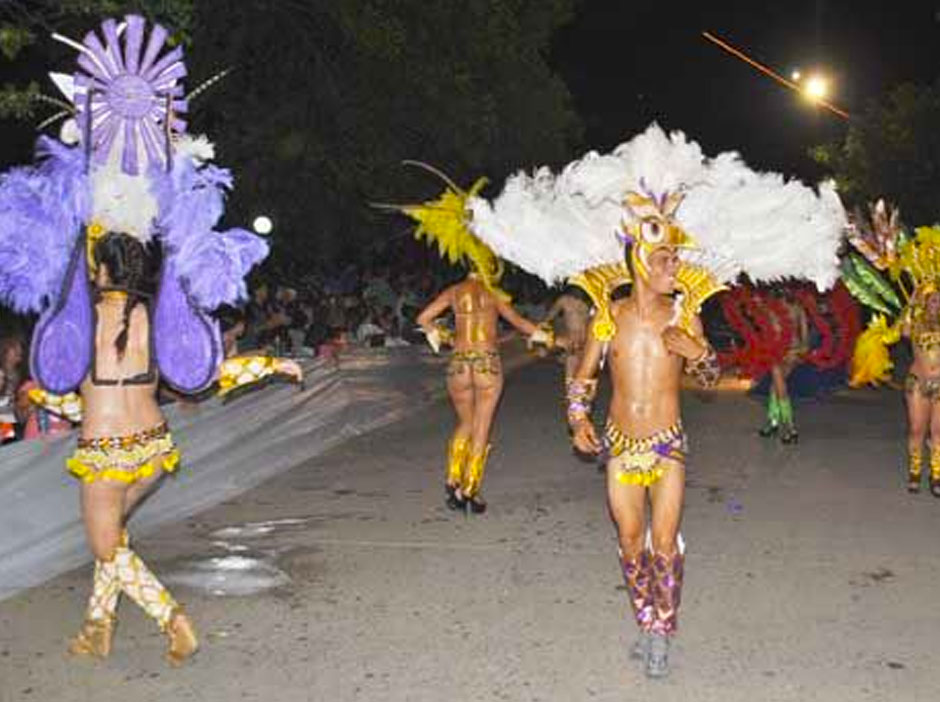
[844,201,940,496]
[379,163,554,514]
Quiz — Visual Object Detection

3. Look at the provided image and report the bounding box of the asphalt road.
[1,360,937,702]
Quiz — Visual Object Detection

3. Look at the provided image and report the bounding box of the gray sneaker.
[645,633,670,678]
[630,632,651,661]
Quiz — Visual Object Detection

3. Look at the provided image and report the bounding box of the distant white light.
[791,69,802,81]
[804,75,828,101]
[253,216,273,235]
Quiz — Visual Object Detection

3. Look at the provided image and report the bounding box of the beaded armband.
[28,388,83,423]
[566,378,598,427]
[218,356,280,396]
[685,345,720,388]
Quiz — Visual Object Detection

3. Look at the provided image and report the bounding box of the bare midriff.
[606,300,683,438]
[80,300,164,439]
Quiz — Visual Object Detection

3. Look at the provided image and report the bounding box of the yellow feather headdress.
[375,162,508,300]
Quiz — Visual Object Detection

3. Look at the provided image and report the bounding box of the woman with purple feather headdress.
[0,15,301,666]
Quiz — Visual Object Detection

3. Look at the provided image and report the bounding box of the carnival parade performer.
[541,287,591,385]
[844,201,940,496]
[0,15,299,664]
[467,125,845,677]
[378,165,554,514]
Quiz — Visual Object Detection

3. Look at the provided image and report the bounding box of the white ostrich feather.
[175,134,216,163]
[470,123,845,290]
[90,141,158,242]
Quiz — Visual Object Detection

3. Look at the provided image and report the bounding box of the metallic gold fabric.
[605,420,686,487]
[447,350,501,376]
[461,445,491,498]
[446,436,470,486]
[905,373,940,401]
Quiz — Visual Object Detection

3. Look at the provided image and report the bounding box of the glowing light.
[253,216,273,235]
[791,69,802,81]
[701,32,849,120]
[804,75,828,101]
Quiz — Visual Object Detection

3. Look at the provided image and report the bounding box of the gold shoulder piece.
[568,263,631,342]
[673,263,727,334]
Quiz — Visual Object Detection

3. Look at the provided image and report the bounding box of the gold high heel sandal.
[165,608,199,666]
[68,617,115,659]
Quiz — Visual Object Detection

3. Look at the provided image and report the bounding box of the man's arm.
[567,318,607,454]
[494,296,540,337]
[664,315,720,389]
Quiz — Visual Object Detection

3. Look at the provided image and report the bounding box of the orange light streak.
[702,31,849,120]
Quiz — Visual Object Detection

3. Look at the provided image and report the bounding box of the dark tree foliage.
[811,82,940,225]
[1,1,583,277]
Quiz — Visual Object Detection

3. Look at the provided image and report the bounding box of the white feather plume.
[469,123,845,290]
[90,138,158,241]
[174,134,216,164]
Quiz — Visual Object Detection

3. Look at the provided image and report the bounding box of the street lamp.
[803,75,829,102]
[253,215,273,235]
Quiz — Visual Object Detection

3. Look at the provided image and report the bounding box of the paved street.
[1,360,937,702]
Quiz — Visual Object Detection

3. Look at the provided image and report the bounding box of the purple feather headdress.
[0,138,90,313]
[0,14,269,395]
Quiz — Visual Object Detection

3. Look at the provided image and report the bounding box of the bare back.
[450,279,500,352]
[606,298,683,436]
[80,300,163,438]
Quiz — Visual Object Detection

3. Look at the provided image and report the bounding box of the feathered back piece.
[844,202,940,386]
[383,164,508,300]
[468,124,844,339]
[469,123,844,291]
[0,15,267,394]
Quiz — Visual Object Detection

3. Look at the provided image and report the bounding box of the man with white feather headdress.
[468,124,846,677]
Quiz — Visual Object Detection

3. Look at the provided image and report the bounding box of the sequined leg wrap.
[909,443,923,492]
[619,550,654,633]
[930,445,940,496]
[446,436,470,487]
[112,546,179,631]
[461,445,491,499]
[649,551,684,637]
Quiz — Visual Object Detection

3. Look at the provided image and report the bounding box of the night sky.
[552,0,940,179]
[3,1,940,181]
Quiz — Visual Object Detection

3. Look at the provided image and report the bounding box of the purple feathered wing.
[30,238,93,393]
[153,258,222,394]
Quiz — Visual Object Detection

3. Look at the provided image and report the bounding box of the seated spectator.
[0,334,25,444]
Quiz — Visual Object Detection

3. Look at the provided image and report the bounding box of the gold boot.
[930,446,940,498]
[461,445,491,514]
[165,608,199,667]
[445,436,470,509]
[908,445,923,493]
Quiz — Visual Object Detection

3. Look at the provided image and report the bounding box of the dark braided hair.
[93,233,151,358]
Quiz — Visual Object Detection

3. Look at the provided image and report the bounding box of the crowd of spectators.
[0,243,553,446]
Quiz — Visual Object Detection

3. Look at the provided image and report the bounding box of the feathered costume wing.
[0,15,268,394]
[469,124,845,337]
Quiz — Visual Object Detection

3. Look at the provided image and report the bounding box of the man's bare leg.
[645,460,685,677]
[607,474,651,660]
